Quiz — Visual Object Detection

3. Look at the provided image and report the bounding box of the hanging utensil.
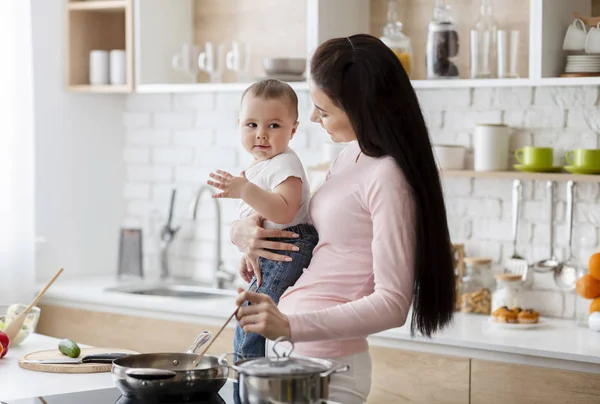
[554,181,579,291]
[535,181,561,273]
[4,268,64,344]
[504,180,531,286]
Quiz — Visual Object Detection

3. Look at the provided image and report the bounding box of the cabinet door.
[471,359,600,404]
[37,304,235,355]
[367,346,470,404]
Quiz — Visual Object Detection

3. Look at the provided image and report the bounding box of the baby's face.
[238,95,298,161]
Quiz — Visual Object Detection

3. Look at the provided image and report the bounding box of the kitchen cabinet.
[368,346,470,404]
[66,0,600,93]
[470,359,600,404]
[66,0,134,93]
[36,304,235,354]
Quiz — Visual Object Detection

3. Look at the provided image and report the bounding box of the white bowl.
[433,144,466,170]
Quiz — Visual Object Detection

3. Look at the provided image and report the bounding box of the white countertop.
[0,334,115,401]
[35,276,600,374]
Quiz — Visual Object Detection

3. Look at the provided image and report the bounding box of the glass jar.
[491,273,524,312]
[380,0,413,77]
[470,0,498,78]
[459,257,495,314]
[426,0,460,79]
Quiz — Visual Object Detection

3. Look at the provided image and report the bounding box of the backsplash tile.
[123,86,600,319]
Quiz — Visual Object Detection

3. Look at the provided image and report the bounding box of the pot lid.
[235,337,333,376]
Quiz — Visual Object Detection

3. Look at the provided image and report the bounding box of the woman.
[231,34,456,403]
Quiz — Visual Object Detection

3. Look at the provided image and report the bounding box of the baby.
[207,79,318,359]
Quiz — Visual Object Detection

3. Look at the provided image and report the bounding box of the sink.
[106,283,238,299]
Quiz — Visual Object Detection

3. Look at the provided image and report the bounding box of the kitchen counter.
[35,276,600,374]
[0,333,114,401]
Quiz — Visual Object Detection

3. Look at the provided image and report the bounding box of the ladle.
[534,181,561,273]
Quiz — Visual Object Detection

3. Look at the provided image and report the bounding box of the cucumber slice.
[58,338,81,358]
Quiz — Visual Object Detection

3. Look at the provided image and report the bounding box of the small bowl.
[0,304,41,346]
[433,144,466,170]
[262,57,306,76]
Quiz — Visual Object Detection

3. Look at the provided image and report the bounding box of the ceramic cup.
[565,148,600,168]
[433,145,466,170]
[563,18,588,51]
[514,147,553,167]
[586,23,600,54]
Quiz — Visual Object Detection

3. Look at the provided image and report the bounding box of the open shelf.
[307,164,600,182]
[67,1,127,12]
[67,84,131,93]
[66,0,134,92]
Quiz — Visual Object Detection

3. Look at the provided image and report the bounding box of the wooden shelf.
[67,84,131,93]
[307,165,600,182]
[66,0,134,93]
[67,0,127,12]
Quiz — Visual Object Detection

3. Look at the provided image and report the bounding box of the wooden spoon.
[189,305,239,368]
[4,268,64,344]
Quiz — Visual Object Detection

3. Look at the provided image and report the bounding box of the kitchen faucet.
[159,189,180,280]
[190,185,236,290]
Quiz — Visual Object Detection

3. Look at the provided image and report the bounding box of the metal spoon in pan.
[534,181,561,273]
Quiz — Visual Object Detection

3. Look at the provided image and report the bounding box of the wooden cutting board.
[18,347,139,373]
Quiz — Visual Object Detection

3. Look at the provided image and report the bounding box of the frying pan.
[111,331,229,402]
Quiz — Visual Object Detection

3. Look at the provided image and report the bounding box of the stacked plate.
[564,55,600,74]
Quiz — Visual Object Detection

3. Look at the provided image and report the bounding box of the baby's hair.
[241,79,299,121]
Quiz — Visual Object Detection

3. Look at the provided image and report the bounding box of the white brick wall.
[123,86,600,319]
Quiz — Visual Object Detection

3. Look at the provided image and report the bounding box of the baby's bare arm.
[241,176,303,225]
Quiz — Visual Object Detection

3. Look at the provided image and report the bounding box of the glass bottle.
[426,0,460,79]
[380,0,413,78]
[459,258,496,315]
[491,273,524,313]
[470,0,498,78]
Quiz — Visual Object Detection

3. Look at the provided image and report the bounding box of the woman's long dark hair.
[310,34,455,337]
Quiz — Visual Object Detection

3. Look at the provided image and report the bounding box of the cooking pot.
[111,331,229,402]
[222,337,349,404]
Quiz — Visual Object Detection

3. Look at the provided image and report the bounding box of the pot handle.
[320,362,350,378]
[185,330,212,354]
[125,368,177,380]
[217,352,247,370]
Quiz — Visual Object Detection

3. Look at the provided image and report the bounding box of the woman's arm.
[286,160,416,342]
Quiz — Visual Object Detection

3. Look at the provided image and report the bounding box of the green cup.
[514,147,554,167]
[565,148,600,168]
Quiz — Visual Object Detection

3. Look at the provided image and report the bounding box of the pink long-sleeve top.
[277,141,417,358]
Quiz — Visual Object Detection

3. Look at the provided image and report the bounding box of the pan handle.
[125,368,177,380]
[217,352,247,370]
[319,361,350,378]
[185,330,212,354]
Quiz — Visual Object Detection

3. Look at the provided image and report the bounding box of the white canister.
[89,50,109,85]
[473,123,511,172]
[433,145,466,170]
[109,49,127,85]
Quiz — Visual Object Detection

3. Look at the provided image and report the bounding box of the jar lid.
[495,273,523,281]
[464,257,492,265]
[234,337,334,377]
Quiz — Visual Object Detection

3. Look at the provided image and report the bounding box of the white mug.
[433,145,466,170]
[89,50,109,85]
[172,43,201,79]
[226,41,251,82]
[198,42,225,83]
[563,18,588,51]
[473,124,511,172]
[585,23,600,54]
[109,50,126,85]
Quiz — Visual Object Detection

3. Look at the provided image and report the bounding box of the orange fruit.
[0,343,3,358]
[590,297,600,314]
[576,274,600,299]
[589,252,600,281]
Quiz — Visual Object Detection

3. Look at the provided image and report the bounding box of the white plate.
[487,317,544,330]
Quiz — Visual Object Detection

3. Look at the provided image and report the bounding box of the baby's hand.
[239,254,262,286]
[207,169,249,199]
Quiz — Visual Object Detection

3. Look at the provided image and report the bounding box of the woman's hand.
[236,289,291,340]
[230,213,300,262]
